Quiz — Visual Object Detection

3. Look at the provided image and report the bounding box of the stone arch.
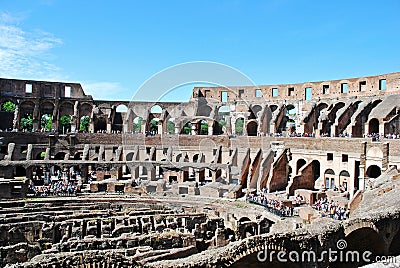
[19,101,35,131]
[339,170,350,191]
[59,102,74,133]
[366,165,381,178]
[113,104,128,132]
[218,105,230,116]
[150,104,162,114]
[116,104,128,113]
[344,226,384,265]
[324,169,335,189]
[366,146,383,159]
[246,121,257,136]
[368,118,379,134]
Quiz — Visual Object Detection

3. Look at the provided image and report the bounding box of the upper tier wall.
[192,72,400,102]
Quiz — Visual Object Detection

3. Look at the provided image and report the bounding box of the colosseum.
[0,72,400,267]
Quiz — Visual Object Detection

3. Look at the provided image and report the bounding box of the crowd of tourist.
[28,180,78,197]
[313,197,350,220]
[246,192,295,217]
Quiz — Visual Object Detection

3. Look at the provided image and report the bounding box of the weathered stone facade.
[1,72,400,267]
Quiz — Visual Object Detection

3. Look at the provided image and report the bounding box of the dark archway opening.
[366,165,381,178]
[369,118,379,134]
[296,159,306,174]
[247,121,257,136]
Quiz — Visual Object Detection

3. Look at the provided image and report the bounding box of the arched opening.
[94,116,107,133]
[251,105,262,118]
[324,169,335,189]
[196,120,208,135]
[342,227,385,267]
[74,152,83,160]
[113,104,128,132]
[167,118,175,134]
[116,104,128,113]
[14,166,26,178]
[181,122,192,135]
[40,102,54,131]
[59,115,71,134]
[369,118,379,134]
[339,170,350,191]
[296,159,306,174]
[270,105,278,113]
[218,105,230,116]
[54,152,66,160]
[79,116,90,132]
[40,114,53,131]
[246,121,257,136]
[19,101,35,132]
[286,104,297,133]
[213,119,225,135]
[133,117,143,133]
[149,118,160,135]
[311,160,320,181]
[366,165,381,178]
[0,100,16,131]
[235,118,244,135]
[126,152,134,161]
[59,102,74,133]
[150,105,162,114]
[35,152,46,160]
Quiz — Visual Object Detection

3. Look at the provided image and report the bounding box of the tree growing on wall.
[235,118,244,135]
[59,115,71,133]
[2,101,16,112]
[167,120,175,134]
[41,114,52,130]
[80,116,90,132]
[20,114,33,131]
[133,117,142,133]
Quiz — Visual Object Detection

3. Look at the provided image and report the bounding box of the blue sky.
[0,0,399,101]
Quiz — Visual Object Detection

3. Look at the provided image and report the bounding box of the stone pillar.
[158,122,163,135]
[32,103,40,131]
[208,124,213,136]
[106,122,112,134]
[13,105,19,130]
[191,124,196,135]
[364,123,369,137]
[379,122,385,137]
[147,167,156,181]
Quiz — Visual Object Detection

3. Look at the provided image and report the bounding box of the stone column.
[12,104,19,130]
[208,124,213,135]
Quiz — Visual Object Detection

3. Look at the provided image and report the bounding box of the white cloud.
[0,12,63,80]
[81,81,134,101]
